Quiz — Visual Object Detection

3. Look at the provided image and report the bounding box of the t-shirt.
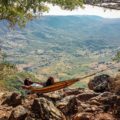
[24,83,43,95]
[31,83,43,88]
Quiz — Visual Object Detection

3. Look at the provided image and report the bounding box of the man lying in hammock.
[22,76,55,89]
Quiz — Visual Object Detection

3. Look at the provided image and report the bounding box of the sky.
[44,4,120,18]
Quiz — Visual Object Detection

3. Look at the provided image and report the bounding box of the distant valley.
[0,15,120,80]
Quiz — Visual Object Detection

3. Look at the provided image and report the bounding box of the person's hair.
[24,78,33,86]
[46,76,54,86]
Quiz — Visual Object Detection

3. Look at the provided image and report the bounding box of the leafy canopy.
[0,0,83,27]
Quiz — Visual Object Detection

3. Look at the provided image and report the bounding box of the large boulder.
[9,105,28,120]
[2,92,23,107]
[88,74,113,92]
[56,95,75,110]
[62,97,83,115]
[31,97,66,120]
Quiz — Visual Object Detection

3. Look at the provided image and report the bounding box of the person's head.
[46,76,55,86]
[24,78,33,86]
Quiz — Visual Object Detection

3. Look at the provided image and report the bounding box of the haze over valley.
[0,15,120,80]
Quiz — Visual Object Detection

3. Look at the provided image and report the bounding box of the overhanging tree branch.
[0,0,120,28]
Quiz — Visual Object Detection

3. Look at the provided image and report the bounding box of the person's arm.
[21,85,32,90]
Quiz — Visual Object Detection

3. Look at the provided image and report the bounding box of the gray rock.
[61,97,83,115]
[9,105,28,120]
[56,95,75,107]
[73,112,93,120]
[88,74,112,93]
[88,99,101,106]
[65,88,84,96]
[77,92,98,102]
[2,92,22,107]
[31,97,66,120]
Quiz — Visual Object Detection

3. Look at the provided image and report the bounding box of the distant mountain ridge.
[24,15,120,49]
[0,16,120,48]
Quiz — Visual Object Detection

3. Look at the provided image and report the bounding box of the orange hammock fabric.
[22,78,80,93]
[22,71,98,93]
[22,68,113,93]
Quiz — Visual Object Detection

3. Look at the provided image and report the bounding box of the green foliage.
[0,62,41,92]
[0,62,17,81]
[47,0,83,10]
[4,71,40,92]
[113,51,120,62]
[0,0,83,28]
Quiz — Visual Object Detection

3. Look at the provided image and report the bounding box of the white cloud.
[44,4,120,18]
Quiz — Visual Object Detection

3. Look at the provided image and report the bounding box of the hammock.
[22,69,102,93]
[22,66,118,93]
[25,78,80,93]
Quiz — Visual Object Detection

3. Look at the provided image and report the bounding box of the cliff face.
[0,74,120,120]
[85,0,120,10]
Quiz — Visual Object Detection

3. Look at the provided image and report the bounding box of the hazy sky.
[44,4,120,18]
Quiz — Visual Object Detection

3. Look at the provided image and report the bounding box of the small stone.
[84,108,92,112]
[88,100,101,106]
[9,105,28,120]
[73,112,93,120]
[65,88,83,96]
[95,113,115,120]
[77,92,98,102]
[80,103,90,109]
